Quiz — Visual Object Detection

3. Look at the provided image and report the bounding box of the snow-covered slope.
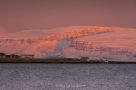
[61,27,136,62]
[0,26,136,61]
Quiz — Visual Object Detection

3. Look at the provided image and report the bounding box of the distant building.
[0,53,20,59]
[80,57,89,61]
[0,53,6,58]
[21,54,34,59]
[6,54,20,58]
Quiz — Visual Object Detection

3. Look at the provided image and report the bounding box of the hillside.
[0,26,136,62]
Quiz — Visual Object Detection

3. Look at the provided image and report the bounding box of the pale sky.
[0,0,136,32]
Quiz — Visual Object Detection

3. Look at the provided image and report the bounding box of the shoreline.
[0,58,136,64]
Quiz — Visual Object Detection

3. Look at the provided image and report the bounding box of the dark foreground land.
[0,64,136,90]
[0,58,136,64]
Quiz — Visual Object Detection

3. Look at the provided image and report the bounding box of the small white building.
[21,54,35,59]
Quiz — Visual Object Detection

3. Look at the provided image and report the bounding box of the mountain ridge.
[0,26,136,61]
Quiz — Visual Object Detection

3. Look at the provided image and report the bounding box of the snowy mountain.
[0,26,136,61]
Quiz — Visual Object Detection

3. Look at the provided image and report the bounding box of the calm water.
[0,64,136,90]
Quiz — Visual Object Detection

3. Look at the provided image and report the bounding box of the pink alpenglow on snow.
[0,26,136,62]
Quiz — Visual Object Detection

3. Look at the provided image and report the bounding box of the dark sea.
[0,64,136,90]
